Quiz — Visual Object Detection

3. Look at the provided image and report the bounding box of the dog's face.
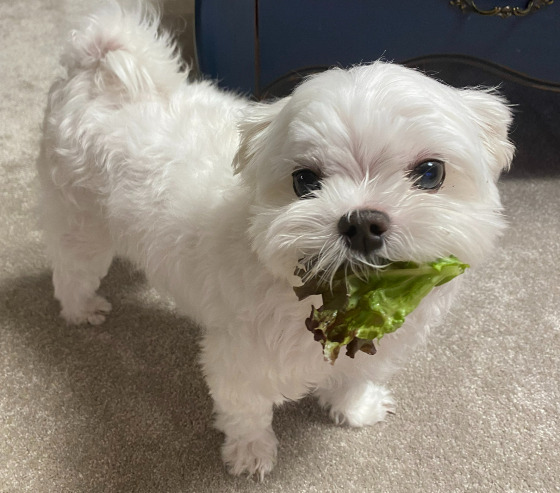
[234,62,514,282]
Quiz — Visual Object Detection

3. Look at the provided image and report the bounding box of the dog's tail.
[60,2,187,99]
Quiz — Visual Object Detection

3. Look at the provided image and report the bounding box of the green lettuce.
[294,256,469,364]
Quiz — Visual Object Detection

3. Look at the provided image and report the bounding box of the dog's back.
[37,4,246,324]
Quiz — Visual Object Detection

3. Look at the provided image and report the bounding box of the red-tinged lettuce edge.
[295,256,469,363]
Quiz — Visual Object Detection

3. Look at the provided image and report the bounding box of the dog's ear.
[461,88,515,180]
[233,97,291,175]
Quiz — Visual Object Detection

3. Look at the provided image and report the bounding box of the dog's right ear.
[233,97,291,175]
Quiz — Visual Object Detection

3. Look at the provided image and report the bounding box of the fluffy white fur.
[37,4,514,480]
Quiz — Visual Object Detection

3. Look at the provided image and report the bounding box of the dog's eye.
[292,169,322,199]
[409,160,445,191]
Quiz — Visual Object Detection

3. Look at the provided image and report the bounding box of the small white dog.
[37,5,514,479]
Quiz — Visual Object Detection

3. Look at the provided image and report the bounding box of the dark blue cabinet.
[196,0,560,97]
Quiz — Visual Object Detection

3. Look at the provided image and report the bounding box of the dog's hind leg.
[50,224,114,326]
[42,196,114,325]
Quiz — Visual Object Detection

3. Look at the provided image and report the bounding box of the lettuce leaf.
[294,256,468,364]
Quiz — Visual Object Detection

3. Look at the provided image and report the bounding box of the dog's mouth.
[295,253,391,287]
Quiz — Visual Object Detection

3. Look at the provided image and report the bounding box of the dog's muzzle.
[338,209,390,255]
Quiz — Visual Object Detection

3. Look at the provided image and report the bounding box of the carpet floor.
[1,1,558,492]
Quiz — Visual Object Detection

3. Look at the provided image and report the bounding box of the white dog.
[37,4,514,479]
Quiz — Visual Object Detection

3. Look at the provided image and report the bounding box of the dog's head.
[234,62,514,282]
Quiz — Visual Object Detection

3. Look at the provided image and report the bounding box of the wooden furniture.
[195,0,560,98]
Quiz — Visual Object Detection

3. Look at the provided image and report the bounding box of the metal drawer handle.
[450,0,554,17]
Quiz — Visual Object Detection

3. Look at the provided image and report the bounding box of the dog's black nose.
[338,210,390,255]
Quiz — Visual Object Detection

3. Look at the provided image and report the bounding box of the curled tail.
[61,2,187,99]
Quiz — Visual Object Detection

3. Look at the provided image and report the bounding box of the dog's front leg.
[214,397,277,480]
[201,336,278,480]
[314,357,396,428]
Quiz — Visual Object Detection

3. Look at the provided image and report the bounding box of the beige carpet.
[1,1,559,492]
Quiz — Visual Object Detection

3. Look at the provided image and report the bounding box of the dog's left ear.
[461,88,515,180]
[233,97,291,175]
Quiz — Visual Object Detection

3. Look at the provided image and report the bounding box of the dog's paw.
[222,429,278,481]
[61,295,112,326]
[318,381,396,428]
